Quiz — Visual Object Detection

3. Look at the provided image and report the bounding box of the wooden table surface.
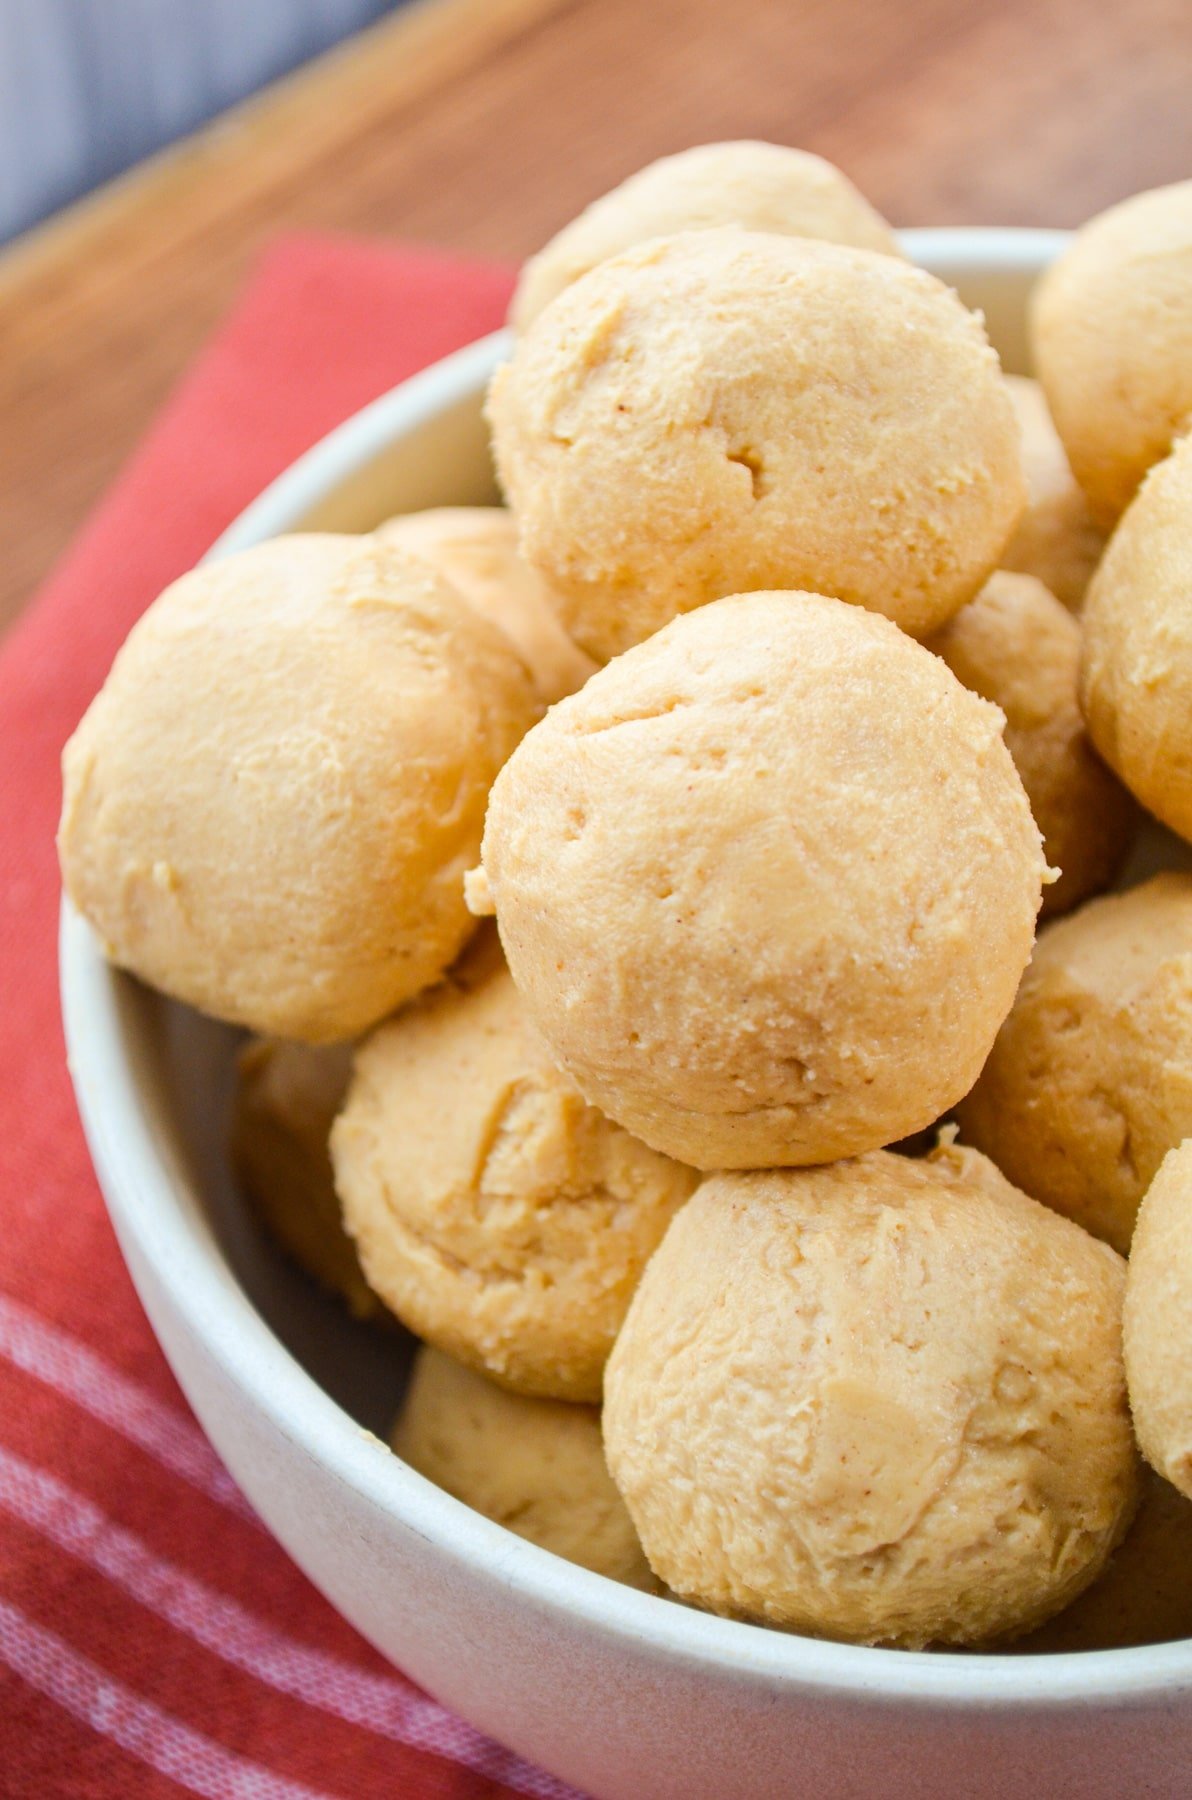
[3,0,1191,634]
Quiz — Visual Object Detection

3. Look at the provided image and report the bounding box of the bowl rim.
[61,225,1192,1712]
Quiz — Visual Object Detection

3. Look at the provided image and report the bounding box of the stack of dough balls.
[62,149,1192,1649]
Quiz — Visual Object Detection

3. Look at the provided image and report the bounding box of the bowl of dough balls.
[58,144,1192,1800]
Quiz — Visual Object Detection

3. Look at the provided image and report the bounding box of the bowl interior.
[66,229,1192,1681]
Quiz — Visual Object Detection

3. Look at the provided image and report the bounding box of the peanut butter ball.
[375,508,595,704]
[232,1036,384,1321]
[603,1146,1137,1648]
[926,572,1136,919]
[392,1348,655,1589]
[1081,433,1192,844]
[331,938,697,1401]
[472,592,1045,1170]
[1002,376,1106,609]
[1015,1468,1192,1651]
[489,230,1025,661]
[58,536,538,1042]
[1125,1140,1192,1500]
[1031,181,1192,523]
[510,140,900,333]
[956,875,1192,1253]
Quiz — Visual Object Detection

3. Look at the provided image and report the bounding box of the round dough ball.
[489,230,1025,661]
[232,1036,385,1322]
[1080,433,1192,843]
[1014,1468,1192,1652]
[510,140,900,332]
[1125,1139,1192,1500]
[955,874,1192,1253]
[926,571,1136,919]
[374,508,595,704]
[331,938,697,1401]
[1031,181,1192,523]
[473,592,1045,1169]
[58,535,539,1042]
[603,1145,1137,1648]
[1002,375,1107,609]
[391,1347,655,1589]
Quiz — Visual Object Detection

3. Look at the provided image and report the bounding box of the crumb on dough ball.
[489,230,1025,662]
[331,934,697,1401]
[232,1036,385,1322]
[1080,433,1192,844]
[1125,1140,1192,1501]
[603,1146,1137,1648]
[510,140,901,333]
[58,535,539,1042]
[1014,1467,1192,1652]
[392,1346,656,1589]
[473,592,1045,1170]
[374,507,595,705]
[926,571,1136,918]
[956,874,1192,1254]
[1030,181,1192,523]
[1002,376,1107,609]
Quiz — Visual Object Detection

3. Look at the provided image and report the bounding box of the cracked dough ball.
[510,140,900,333]
[1016,1467,1192,1651]
[375,507,595,704]
[489,229,1025,662]
[1002,376,1106,609]
[603,1146,1137,1648]
[1080,433,1192,844]
[232,1037,385,1323]
[1031,181,1192,523]
[473,591,1045,1169]
[1125,1140,1192,1500]
[58,535,538,1042]
[926,571,1136,919]
[331,938,697,1401]
[956,874,1192,1253]
[392,1347,655,1589]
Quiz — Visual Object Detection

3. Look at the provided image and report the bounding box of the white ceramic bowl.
[61,230,1192,1800]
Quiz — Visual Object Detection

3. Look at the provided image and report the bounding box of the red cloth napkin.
[0,234,582,1800]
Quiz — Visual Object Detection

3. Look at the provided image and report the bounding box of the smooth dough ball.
[374,508,595,704]
[1015,1467,1192,1651]
[603,1146,1137,1648]
[489,230,1025,661]
[58,535,539,1042]
[926,571,1136,919]
[956,874,1192,1254]
[510,140,900,332]
[1080,433,1192,844]
[473,592,1045,1170]
[232,1036,385,1321]
[1124,1140,1192,1500]
[331,936,697,1401]
[1031,181,1192,523]
[1002,376,1106,609]
[391,1347,655,1589]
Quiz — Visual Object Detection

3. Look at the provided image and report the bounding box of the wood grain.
[3,0,1192,632]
